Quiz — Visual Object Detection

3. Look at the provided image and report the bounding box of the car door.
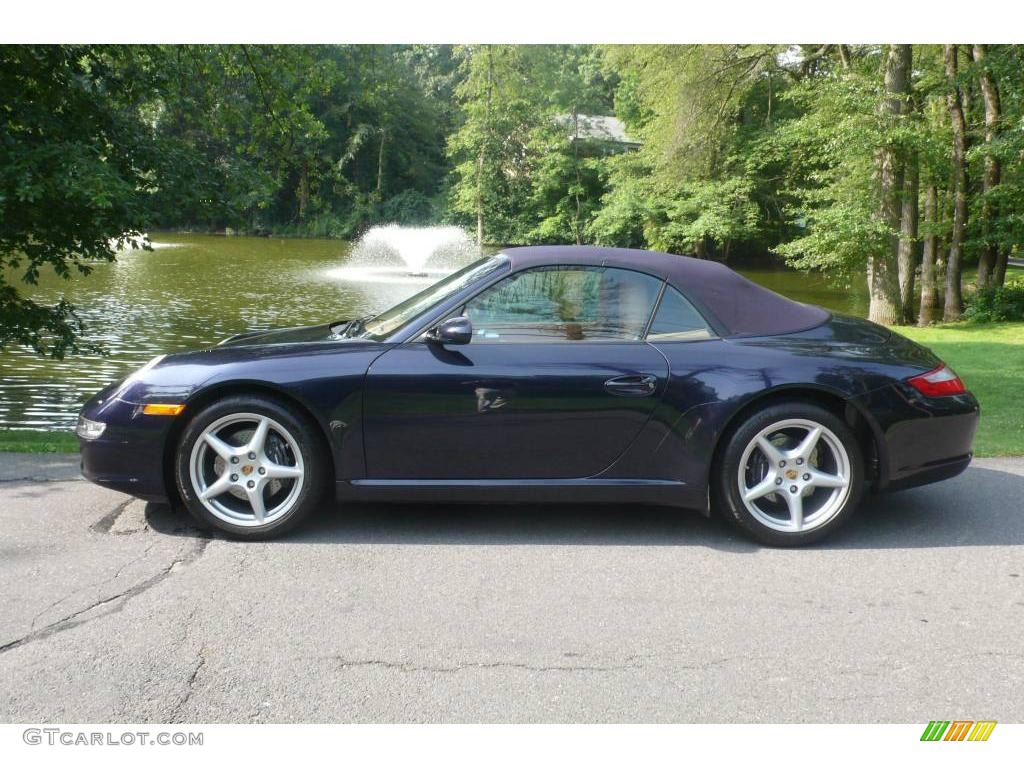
[362,265,670,480]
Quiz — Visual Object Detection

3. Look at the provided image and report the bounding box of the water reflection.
[0,235,868,430]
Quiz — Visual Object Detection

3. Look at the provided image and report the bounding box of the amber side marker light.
[142,403,186,417]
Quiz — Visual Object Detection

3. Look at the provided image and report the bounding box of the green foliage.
[656,179,761,254]
[765,58,912,275]
[964,278,1024,322]
[380,190,438,225]
[594,45,785,258]
[602,45,777,178]
[0,46,172,357]
[586,153,648,248]
[962,46,1024,265]
[446,45,617,245]
[447,45,547,244]
[593,170,761,255]
[526,120,610,244]
[153,45,449,232]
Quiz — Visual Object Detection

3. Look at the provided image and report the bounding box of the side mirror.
[427,316,473,345]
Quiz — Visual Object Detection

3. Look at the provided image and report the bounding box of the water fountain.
[326,224,478,286]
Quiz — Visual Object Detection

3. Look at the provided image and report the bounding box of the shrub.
[964,278,1024,322]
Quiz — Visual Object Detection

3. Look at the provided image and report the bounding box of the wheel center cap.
[242,465,254,476]
[785,469,798,480]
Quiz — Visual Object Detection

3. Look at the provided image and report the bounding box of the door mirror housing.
[426,316,473,345]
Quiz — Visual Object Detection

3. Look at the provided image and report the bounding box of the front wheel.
[714,403,864,546]
[175,395,326,539]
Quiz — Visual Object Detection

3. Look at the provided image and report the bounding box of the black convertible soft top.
[502,246,831,338]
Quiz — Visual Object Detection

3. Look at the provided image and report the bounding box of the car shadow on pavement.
[144,499,759,552]
[144,465,1024,551]
[824,465,1024,550]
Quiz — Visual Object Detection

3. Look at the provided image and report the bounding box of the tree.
[971,44,1003,289]
[897,151,920,323]
[448,45,615,247]
[594,45,780,258]
[772,48,906,292]
[527,113,610,245]
[943,44,968,322]
[0,46,182,357]
[868,44,911,326]
[447,45,543,246]
[918,183,942,325]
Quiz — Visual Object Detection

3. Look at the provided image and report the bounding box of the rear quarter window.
[647,286,715,341]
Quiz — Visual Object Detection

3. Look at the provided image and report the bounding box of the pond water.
[0,233,868,431]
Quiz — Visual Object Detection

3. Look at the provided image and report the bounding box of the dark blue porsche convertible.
[77,246,979,545]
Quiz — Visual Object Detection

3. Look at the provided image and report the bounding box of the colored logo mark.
[920,721,996,741]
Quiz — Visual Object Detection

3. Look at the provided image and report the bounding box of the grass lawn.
[0,429,79,453]
[897,321,1024,457]
[0,321,1020,456]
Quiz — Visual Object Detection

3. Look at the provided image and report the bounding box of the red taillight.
[907,364,966,397]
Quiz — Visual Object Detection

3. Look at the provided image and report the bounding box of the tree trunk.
[918,184,940,326]
[937,234,948,301]
[898,151,919,323]
[297,163,309,222]
[944,44,967,321]
[376,127,386,200]
[475,46,494,252]
[972,44,1003,288]
[869,44,911,326]
[572,109,583,245]
[994,250,1009,287]
[838,44,852,70]
[475,151,485,250]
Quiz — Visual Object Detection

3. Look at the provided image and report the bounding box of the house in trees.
[553,113,640,153]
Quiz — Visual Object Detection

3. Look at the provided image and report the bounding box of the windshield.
[357,254,509,340]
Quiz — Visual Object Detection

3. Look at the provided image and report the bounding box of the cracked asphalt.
[1,453,1022,723]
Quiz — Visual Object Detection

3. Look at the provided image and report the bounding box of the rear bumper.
[854,384,979,492]
[883,405,978,490]
[885,452,973,492]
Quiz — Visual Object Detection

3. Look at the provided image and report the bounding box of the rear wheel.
[175,395,326,539]
[714,402,863,546]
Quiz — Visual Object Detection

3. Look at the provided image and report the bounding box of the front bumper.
[78,387,178,503]
[854,383,980,492]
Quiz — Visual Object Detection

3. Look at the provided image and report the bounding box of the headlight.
[76,416,106,440]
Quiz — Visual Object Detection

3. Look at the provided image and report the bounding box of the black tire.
[713,402,864,547]
[175,395,327,540]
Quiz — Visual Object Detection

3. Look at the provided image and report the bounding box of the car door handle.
[604,374,658,397]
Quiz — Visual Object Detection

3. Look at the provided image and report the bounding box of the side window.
[647,286,715,341]
[465,266,662,343]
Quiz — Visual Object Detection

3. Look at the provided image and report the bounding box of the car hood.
[218,322,346,347]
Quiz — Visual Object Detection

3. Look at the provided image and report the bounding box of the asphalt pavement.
[1,453,1022,723]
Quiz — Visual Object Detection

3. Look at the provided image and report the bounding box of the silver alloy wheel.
[736,418,851,533]
[189,412,305,527]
